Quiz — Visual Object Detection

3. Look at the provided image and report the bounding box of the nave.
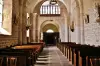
[35,46,73,66]
[0,0,100,66]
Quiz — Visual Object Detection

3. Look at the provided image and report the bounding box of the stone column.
[68,12,71,42]
[68,1,72,42]
[29,13,34,42]
[80,13,84,44]
[18,0,23,45]
[38,28,40,42]
[65,17,69,42]
[33,13,38,42]
[75,7,81,44]
[35,14,38,42]
[80,1,85,44]
[22,5,27,44]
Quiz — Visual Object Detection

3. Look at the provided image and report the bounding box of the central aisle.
[35,46,73,66]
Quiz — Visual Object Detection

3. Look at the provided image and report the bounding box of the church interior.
[0,0,100,66]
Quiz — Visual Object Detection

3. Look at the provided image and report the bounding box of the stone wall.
[84,0,100,46]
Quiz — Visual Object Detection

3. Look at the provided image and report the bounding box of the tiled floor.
[34,46,73,66]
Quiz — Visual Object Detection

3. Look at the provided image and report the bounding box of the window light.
[46,29,54,33]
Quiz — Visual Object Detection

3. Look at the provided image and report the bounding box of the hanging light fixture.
[50,0,57,5]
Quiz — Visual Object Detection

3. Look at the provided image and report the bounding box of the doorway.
[43,32,59,46]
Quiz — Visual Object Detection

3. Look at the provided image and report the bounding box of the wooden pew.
[11,45,40,64]
[28,42,45,53]
[0,49,34,66]
[89,56,100,66]
[71,44,87,66]
[67,44,91,66]
[81,46,100,66]
[71,44,100,66]
[10,42,45,64]
[57,42,74,60]
[57,42,100,66]
[0,42,45,66]
[57,42,69,57]
[66,42,76,61]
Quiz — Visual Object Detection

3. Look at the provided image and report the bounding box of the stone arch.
[40,20,59,33]
[42,24,59,32]
[39,20,60,41]
[33,0,68,13]
[33,0,70,42]
[32,0,70,25]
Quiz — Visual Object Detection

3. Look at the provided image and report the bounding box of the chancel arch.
[32,0,70,42]
[40,22,59,45]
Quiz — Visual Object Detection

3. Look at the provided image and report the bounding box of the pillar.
[22,5,27,44]
[68,12,71,42]
[65,16,69,42]
[35,14,38,42]
[29,13,34,42]
[80,1,85,44]
[18,0,23,45]
[75,6,81,44]
[33,13,38,42]
[80,13,84,44]
[38,28,40,42]
[68,0,72,42]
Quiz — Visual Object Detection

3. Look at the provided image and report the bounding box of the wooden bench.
[57,42,100,66]
[10,42,44,64]
[0,49,34,66]
[67,44,100,66]
[80,46,100,66]
[0,42,45,66]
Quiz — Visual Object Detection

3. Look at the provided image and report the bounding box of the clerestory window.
[40,0,60,16]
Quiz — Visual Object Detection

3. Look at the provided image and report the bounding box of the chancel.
[0,0,100,66]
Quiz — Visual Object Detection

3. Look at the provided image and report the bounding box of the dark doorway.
[43,32,59,46]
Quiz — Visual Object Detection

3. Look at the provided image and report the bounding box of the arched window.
[40,0,60,16]
[0,0,12,35]
[46,29,54,33]
[0,0,3,28]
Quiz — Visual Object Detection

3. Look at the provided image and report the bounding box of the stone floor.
[34,46,73,66]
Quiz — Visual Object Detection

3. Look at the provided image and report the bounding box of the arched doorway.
[41,24,59,46]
